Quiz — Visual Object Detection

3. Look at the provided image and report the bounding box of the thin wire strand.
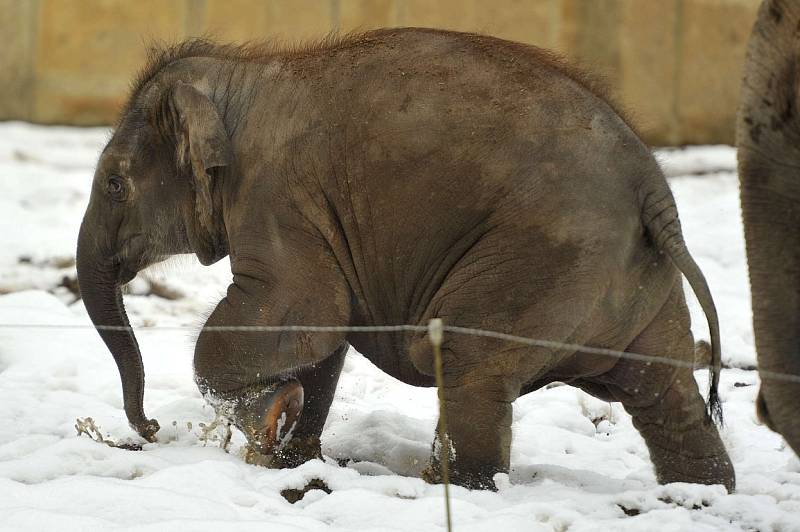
[428,319,452,532]
[0,322,797,384]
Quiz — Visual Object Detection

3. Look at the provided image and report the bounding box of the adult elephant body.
[77,28,733,490]
[738,0,800,456]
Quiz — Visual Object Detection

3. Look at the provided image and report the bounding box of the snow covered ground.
[0,122,798,531]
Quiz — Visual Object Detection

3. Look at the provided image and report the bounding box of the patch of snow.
[0,124,797,530]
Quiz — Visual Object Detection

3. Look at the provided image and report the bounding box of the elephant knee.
[193,334,255,398]
[195,368,248,399]
[194,360,247,399]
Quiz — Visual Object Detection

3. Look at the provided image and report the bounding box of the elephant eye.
[107,175,127,201]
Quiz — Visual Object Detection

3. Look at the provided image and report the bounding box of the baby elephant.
[76,28,734,491]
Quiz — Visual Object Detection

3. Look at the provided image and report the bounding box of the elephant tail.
[638,180,723,425]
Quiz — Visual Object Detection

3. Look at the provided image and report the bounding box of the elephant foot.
[276,435,323,468]
[421,459,498,491]
[244,435,323,468]
[652,448,735,493]
[629,388,736,492]
[235,379,304,456]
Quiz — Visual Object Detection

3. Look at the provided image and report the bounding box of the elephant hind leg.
[600,284,735,492]
[624,373,735,492]
[421,371,518,490]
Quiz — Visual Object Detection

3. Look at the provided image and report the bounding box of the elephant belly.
[341,210,673,390]
[347,331,435,387]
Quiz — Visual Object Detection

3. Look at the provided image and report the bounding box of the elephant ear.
[162,81,231,235]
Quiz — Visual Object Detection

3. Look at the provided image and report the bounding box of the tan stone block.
[0,0,36,121]
[474,0,555,47]
[36,0,188,78]
[552,0,638,138]
[196,0,271,42]
[402,0,481,33]
[403,0,558,47]
[556,0,622,80]
[33,77,129,125]
[676,0,760,144]
[338,0,398,32]
[192,0,334,43]
[617,0,680,145]
[33,0,188,124]
[555,0,580,52]
[264,0,333,41]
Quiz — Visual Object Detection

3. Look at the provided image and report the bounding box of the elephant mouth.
[117,253,171,285]
[114,233,150,284]
[118,266,137,285]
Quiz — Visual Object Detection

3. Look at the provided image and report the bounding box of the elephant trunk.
[76,221,159,441]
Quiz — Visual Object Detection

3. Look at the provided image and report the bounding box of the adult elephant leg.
[738,0,800,456]
[606,283,734,492]
[421,371,517,490]
[740,174,800,456]
[272,343,348,467]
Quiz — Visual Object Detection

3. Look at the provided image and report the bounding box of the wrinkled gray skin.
[737,0,800,457]
[77,28,734,491]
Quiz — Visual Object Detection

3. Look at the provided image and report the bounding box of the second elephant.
[738,0,800,457]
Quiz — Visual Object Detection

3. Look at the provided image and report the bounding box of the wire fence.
[2,317,796,531]
[1,321,798,384]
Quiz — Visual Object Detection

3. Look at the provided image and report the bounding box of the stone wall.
[0,0,761,145]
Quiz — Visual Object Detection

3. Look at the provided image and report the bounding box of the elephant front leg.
[236,379,305,462]
[266,343,348,468]
[194,274,351,467]
[421,375,516,490]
